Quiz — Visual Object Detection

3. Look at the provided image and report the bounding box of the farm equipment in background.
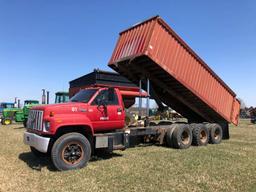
[55,92,69,104]
[1,106,22,125]
[0,102,15,117]
[1,100,39,125]
[249,107,256,124]
[0,90,69,126]
[0,102,16,124]
[18,100,40,127]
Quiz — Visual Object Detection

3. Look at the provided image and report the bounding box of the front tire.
[51,133,91,171]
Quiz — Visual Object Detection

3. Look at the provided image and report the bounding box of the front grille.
[26,110,44,131]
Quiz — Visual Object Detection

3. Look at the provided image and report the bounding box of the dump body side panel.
[147,20,235,122]
[231,99,240,125]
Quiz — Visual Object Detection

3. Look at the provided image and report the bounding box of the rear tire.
[171,124,192,149]
[166,124,177,147]
[2,118,12,125]
[51,133,91,171]
[208,124,223,144]
[192,124,209,146]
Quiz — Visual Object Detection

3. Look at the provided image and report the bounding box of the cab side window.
[91,89,119,105]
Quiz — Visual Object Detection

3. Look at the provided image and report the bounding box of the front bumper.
[23,131,50,153]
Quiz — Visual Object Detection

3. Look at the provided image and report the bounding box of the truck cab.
[24,87,127,170]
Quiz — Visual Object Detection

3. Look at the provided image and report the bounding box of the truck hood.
[31,102,88,115]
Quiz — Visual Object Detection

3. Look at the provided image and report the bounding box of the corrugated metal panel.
[109,16,240,125]
[231,99,240,125]
[109,18,156,63]
[146,20,235,122]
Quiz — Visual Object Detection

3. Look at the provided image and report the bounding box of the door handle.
[117,108,122,112]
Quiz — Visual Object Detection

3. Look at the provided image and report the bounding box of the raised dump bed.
[109,16,240,138]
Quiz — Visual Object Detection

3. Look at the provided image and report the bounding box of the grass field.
[0,120,256,192]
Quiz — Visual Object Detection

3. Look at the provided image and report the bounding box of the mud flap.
[220,122,229,140]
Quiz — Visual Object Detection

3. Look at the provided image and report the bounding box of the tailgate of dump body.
[109,16,240,125]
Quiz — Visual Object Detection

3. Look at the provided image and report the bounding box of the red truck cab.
[24,87,145,170]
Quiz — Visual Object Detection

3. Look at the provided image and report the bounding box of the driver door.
[87,89,124,132]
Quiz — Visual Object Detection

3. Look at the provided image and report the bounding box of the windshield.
[25,101,39,105]
[70,89,97,103]
[55,95,69,103]
[4,104,14,108]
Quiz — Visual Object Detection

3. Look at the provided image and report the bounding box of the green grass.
[0,120,256,192]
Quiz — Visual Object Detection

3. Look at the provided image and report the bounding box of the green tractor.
[55,92,69,103]
[1,104,22,125]
[17,100,39,127]
[1,100,39,126]
[0,102,15,117]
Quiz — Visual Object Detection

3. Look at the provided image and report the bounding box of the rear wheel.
[208,124,223,144]
[170,124,192,149]
[192,124,209,146]
[2,118,12,125]
[51,133,91,171]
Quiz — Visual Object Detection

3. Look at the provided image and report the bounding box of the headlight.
[43,121,51,132]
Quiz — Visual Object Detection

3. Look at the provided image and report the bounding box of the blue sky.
[0,0,255,106]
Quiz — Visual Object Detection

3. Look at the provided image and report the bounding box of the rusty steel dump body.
[109,16,240,128]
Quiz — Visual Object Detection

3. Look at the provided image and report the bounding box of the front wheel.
[51,133,91,171]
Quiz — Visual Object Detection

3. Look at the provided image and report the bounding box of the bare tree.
[237,98,246,109]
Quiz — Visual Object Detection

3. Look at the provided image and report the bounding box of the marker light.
[49,111,54,117]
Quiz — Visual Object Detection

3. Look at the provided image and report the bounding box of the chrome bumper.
[23,131,50,153]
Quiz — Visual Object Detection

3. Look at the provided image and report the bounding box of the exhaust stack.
[42,89,46,104]
[46,91,50,104]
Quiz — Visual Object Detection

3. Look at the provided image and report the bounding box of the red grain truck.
[23,16,240,171]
